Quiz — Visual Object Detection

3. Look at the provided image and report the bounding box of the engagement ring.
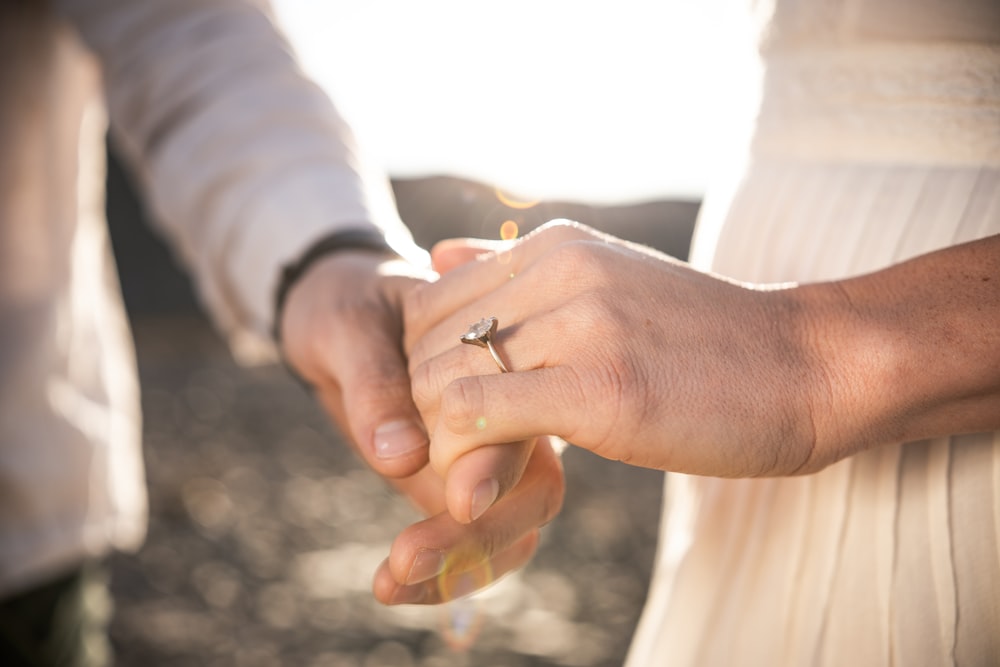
[460,317,510,373]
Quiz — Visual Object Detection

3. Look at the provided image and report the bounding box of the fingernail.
[388,584,427,605]
[406,549,445,584]
[470,478,500,522]
[374,420,427,460]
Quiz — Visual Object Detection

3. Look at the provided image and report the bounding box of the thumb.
[326,306,430,479]
[282,253,431,479]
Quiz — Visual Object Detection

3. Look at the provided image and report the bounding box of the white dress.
[626,1,1000,665]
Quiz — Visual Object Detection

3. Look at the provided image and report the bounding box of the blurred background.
[103,2,759,665]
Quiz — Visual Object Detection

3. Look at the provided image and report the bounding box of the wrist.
[830,245,1000,448]
[272,229,399,390]
[793,274,928,468]
[272,228,398,344]
[783,279,887,471]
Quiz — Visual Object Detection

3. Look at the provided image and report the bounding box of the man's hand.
[279,250,433,480]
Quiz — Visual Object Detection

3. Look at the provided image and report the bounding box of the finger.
[403,220,596,351]
[431,238,507,274]
[406,261,558,383]
[385,440,563,585]
[410,308,563,437]
[330,309,430,478]
[429,367,592,475]
[403,252,517,356]
[444,440,535,524]
[410,322,546,438]
[373,531,540,605]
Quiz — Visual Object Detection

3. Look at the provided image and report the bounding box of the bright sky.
[273,0,760,203]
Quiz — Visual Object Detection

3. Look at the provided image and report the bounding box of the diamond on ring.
[460,316,510,373]
[461,317,498,347]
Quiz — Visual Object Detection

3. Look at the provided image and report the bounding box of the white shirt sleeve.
[56,0,427,358]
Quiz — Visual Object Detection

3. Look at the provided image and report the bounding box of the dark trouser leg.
[0,562,112,667]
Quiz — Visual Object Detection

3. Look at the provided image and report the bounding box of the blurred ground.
[105,152,698,667]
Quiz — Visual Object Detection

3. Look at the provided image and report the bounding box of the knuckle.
[409,360,439,414]
[439,377,483,435]
[535,218,594,243]
[562,353,645,460]
[516,220,595,263]
[543,242,613,292]
[548,239,593,269]
[406,336,432,377]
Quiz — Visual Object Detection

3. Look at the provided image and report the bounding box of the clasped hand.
[280,220,839,606]
[278,248,564,605]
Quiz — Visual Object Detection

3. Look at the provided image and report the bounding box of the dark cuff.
[271,227,397,344]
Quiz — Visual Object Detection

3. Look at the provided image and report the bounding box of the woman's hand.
[407,221,1000,525]
[404,221,832,520]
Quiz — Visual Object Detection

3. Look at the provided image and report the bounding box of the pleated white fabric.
[625,1,1000,664]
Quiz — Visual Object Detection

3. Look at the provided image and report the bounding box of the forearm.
[804,234,1000,464]
[57,0,419,346]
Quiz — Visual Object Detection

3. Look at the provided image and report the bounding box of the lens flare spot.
[437,549,493,651]
[476,416,487,431]
[499,220,519,241]
[444,595,480,649]
[495,188,538,210]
